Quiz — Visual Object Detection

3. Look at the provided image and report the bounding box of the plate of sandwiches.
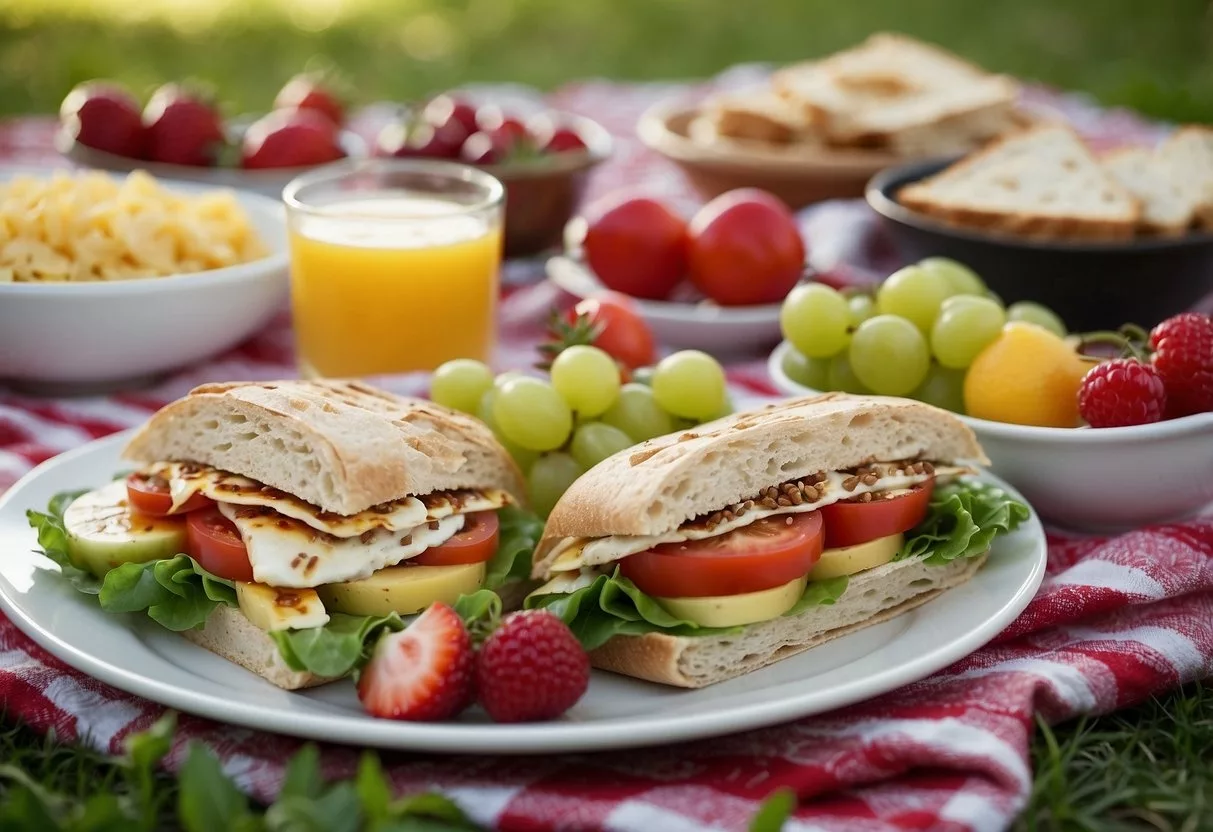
[637,32,1038,209]
[0,381,1046,754]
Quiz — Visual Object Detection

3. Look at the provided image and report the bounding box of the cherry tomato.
[186,507,254,582]
[581,195,688,300]
[568,294,656,370]
[125,472,211,517]
[820,481,935,549]
[413,511,500,566]
[687,188,806,306]
[620,511,823,598]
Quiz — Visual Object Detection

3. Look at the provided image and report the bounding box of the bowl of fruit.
[57,73,364,198]
[372,94,612,258]
[768,257,1213,531]
[548,188,809,355]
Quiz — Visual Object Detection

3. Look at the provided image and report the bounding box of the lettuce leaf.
[485,505,544,589]
[897,479,1030,565]
[99,555,237,631]
[26,490,99,595]
[525,569,848,651]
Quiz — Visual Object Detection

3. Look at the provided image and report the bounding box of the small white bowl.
[546,254,784,356]
[769,341,1213,532]
[0,171,289,393]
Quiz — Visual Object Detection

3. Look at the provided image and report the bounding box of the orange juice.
[288,196,502,377]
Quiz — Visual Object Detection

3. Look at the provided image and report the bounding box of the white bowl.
[546,254,783,356]
[769,341,1213,532]
[0,171,289,392]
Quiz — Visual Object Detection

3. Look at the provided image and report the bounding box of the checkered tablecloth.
[1,74,1211,832]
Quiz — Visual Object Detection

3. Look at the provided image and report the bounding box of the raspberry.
[1078,359,1167,428]
[1149,312,1213,417]
[475,610,589,723]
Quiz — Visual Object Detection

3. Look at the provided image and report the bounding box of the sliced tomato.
[620,511,824,598]
[125,471,211,517]
[820,481,935,549]
[413,511,500,566]
[186,507,254,582]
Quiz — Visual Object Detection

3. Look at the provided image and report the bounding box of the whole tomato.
[580,195,688,301]
[565,294,656,371]
[687,189,806,306]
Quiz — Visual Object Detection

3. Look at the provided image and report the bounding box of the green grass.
[2,682,1211,830]
[1,0,1212,123]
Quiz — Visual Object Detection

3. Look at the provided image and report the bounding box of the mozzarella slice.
[219,502,465,588]
[548,463,969,572]
[149,462,509,538]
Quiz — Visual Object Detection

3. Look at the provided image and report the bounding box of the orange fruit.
[964,322,1092,427]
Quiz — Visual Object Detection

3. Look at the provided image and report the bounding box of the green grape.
[549,345,621,418]
[476,389,539,472]
[651,350,727,421]
[780,283,851,358]
[493,370,527,390]
[493,377,573,451]
[911,364,967,413]
[876,264,954,333]
[847,294,876,327]
[569,422,634,469]
[827,352,868,394]
[919,257,987,296]
[602,383,675,441]
[782,348,830,391]
[848,314,930,395]
[930,295,1007,369]
[430,359,494,414]
[1007,301,1067,337]
[672,416,699,432]
[527,452,585,518]
[630,366,655,386]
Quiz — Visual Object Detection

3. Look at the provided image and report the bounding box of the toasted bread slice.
[1102,146,1197,236]
[1159,126,1213,229]
[773,33,1019,147]
[182,605,332,690]
[698,87,816,145]
[898,124,1141,241]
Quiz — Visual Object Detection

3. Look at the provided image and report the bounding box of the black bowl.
[866,158,1213,331]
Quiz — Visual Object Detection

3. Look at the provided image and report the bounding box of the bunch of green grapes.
[431,348,731,516]
[779,257,1067,413]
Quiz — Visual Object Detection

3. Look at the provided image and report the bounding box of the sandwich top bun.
[123,380,525,516]
[535,393,986,571]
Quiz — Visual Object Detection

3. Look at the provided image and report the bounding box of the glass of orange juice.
[283,159,505,378]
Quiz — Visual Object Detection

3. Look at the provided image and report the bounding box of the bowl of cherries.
[56,72,364,198]
[373,93,613,257]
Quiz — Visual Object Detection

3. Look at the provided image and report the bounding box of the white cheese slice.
[149,462,508,538]
[219,503,465,588]
[548,463,968,572]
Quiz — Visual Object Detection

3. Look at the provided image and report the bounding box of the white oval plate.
[0,431,1046,755]
[546,255,785,355]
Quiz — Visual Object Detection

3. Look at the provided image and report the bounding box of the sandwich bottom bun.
[589,551,987,688]
[182,605,334,691]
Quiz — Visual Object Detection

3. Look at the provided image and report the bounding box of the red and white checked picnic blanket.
[2,74,1212,832]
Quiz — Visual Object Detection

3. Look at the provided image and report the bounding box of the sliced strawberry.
[357,603,474,722]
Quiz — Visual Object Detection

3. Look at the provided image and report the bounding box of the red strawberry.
[474,106,528,144]
[357,603,474,722]
[542,127,587,154]
[142,84,225,167]
[1078,358,1167,428]
[475,609,589,723]
[274,73,345,127]
[241,109,345,169]
[376,119,466,160]
[1148,312,1213,417]
[460,130,515,165]
[60,81,145,158]
[423,95,479,138]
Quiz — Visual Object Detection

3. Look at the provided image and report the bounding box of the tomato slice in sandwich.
[819,481,934,549]
[620,511,824,598]
[126,472,211,517]
[186,507,254,583]
[413,511,500,566]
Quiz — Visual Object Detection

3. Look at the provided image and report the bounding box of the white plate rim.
[0,430,1047,755]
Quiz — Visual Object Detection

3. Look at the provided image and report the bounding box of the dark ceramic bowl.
[866,158,1213,331]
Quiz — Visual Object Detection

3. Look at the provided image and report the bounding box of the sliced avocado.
[63,481,188,578]
[317,562,486,617]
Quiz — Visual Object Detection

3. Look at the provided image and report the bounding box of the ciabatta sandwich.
[31,381,536,690]
[524,393,1028,688]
